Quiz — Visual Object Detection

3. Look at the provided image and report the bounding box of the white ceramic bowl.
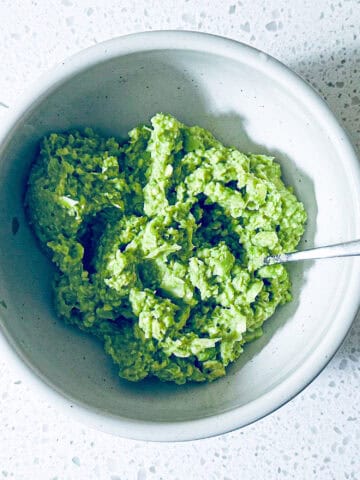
[0,31,359,442]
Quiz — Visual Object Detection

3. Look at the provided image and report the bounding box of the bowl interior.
[0,45,358,429]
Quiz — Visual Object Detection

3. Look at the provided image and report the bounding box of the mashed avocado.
[25,113,306,384]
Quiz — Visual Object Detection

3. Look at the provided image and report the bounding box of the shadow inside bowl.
[0,48,318,424]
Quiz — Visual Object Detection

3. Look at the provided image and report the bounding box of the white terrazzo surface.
[1,0,360,478]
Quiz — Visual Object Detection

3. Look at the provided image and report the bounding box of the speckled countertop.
[0,0,360,479]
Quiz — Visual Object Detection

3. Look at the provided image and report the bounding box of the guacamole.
[26,113,306,384]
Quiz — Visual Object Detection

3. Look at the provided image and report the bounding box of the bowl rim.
[1,30,360,442]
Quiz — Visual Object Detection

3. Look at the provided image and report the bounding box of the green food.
[25,113,306,384]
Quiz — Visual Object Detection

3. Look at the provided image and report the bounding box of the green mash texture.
[26,113,306,384]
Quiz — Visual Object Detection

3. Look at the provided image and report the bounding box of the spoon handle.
[264,239,360,266]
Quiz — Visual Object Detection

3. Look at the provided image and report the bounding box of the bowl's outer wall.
[0,32,360,441]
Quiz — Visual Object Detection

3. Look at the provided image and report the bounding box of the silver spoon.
[263,239,360,266]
